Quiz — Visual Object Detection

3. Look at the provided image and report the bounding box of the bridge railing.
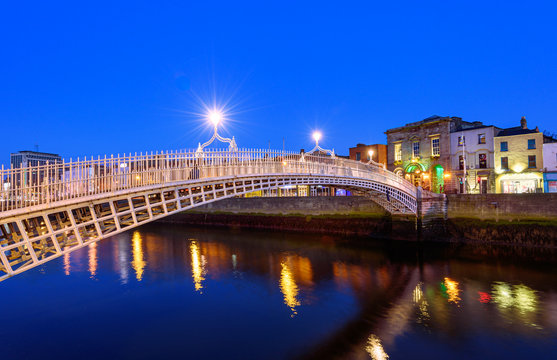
[0,149,416,213]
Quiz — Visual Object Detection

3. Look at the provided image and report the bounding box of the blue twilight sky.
[1,1,556,166]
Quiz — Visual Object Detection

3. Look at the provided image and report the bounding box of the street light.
[196,109,238,154]
[367,149,386,169]
[208,111,222,127]
[313,131,322,144]
[307,130,335,157]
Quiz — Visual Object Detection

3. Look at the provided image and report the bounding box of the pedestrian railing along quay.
[0,149,417,216]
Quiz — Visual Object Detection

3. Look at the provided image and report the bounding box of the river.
[1,223,556,359]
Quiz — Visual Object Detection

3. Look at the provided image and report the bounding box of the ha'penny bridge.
[0,118,446,281]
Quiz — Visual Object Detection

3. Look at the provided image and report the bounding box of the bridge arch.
[0,148,443,281]
[0,174,417,281]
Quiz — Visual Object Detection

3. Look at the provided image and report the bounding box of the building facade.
[385,115,471,193]
[543,142,557,193]
[449,124,500,194]
[10,150,62,169]
[9,150,62,186]
[348,144,387,166]
[494,117,545,193]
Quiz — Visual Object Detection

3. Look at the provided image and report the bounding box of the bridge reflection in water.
[2,223,556,359]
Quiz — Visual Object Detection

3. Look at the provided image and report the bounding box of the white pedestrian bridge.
[0,148,429,281]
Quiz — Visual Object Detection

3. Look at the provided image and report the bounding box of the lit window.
[394,143,402,162]
[528,155,536,168]
[478,153,487,169]
[431,137,440,156]
[501,157,508,170]
[413,141,420,158]
[500,142,508,152]
[478,134,486,144]
[527,139,536,149]
[458,136,465,146]
[459,155,465,170]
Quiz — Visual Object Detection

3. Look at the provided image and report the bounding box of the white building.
[543,142,557,193]
[449,124,500,194]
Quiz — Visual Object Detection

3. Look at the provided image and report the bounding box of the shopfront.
[497,172,544,193]
[543,173,557,193]
[404,163,427,188]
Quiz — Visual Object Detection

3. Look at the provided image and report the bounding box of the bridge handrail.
[0,148,416,213]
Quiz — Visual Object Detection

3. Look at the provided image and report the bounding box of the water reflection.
[365,334,389,360]
[443,277,461,305]
[113,238,129,284]
[131,232,146,281]
[88,242,97,278]
[492,282,540,328]
[190,240,206,292]
[280,259,300,316]
[63,248,70,276]
[413,282,430,322]
[30,224,557,360]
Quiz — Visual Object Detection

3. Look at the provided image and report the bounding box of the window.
[528,155,536,168]
[412,141,420,158]
[501,157,508,170]
[394,143,402,162]
[458,136,465,146]
[459,155,465,170]
[528,139,536,149]
[431,137,440,156]
[478,153,487,169]
[478,133,486,144]
[355,152,361,161]
[500,141,508,152]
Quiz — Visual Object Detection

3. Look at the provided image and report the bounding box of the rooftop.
[385,115,459,133]
[11,150,61,157]
[496,126,539,137]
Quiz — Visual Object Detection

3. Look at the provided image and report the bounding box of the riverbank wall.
[159,197,417,239]
[445,194,557,247]
[158,195,557,247]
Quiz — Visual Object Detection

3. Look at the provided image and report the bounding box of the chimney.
[520,116,527,129]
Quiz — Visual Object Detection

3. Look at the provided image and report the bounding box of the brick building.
[348,143,387,166]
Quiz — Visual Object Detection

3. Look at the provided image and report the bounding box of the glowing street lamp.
[313,131,322,144]
[306,130,335,157]
[367,149,386,169]
[196,109,238,155]
[208,111,222,127]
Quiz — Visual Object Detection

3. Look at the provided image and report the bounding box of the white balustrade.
[0,148,417,214]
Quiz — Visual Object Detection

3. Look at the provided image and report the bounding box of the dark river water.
[1,223,556,359]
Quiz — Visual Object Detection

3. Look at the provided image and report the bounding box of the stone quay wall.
[444,193,557,247]
[446,194,557,221]
[184,196,388,216]
[161,197,416,238]
[159,195,557,247]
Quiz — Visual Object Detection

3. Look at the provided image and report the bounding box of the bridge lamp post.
[367,150,374,163]
[367,149,386,169]
[209,111,222,127]
[196,110,238,156]
[313,131,322,146]
[307,131,335,157]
